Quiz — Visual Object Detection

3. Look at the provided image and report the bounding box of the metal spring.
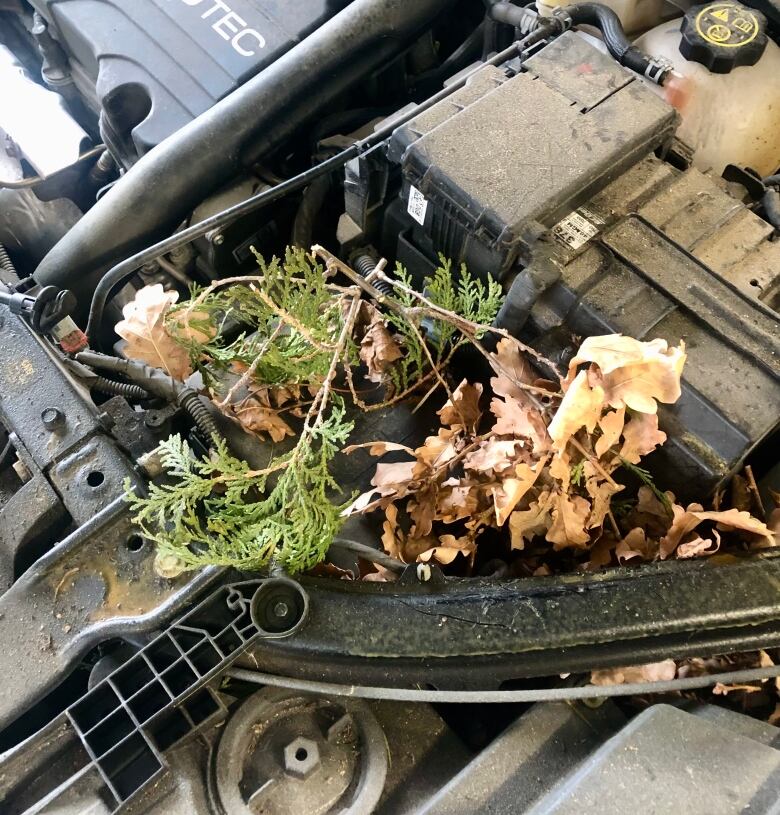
[354,254,395,297]
[0,242,17,277]
[178,388,220,442]
[92,376,150,401]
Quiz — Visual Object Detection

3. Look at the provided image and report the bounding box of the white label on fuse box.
[407,185,429,226]
[552,209,601,250]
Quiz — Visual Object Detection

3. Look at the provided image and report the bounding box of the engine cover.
[31,0,350,156]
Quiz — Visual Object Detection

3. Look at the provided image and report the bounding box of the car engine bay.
[0,0,779,812]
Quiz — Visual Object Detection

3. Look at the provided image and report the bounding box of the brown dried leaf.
[619,411,667,464]
[343,441,416,457]
[414,429,458,474]
[509,492,553,550]
[359,313,403,383]
[463,439,525,475]
[548,370,605,450]
[661,505,774,558]
[615,527,658,563]
[585,477,623,530]
[567,335,686,414]
[418,534,477,565]
[490,395,550,450]
[590,659,676,686]
[546,493,591,550]
[230,400,295,443]
[437,483,480,523]
[595,407,625,458]
[115,284,193,380]
[493,463,540,526]
[677,530,721,559]
[489,337,536,389]
[438,379,483,433]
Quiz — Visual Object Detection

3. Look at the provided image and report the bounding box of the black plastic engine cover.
[31,0,351,154]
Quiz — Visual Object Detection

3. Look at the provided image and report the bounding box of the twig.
[216,322,283,408]
[745,465,766,519]
[568,437,619,488]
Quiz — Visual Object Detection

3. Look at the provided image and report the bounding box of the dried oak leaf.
[115,284,193,380]
[546,492,591,550]
[463,439,525,476]
[548,370,605,450]
[615,528,659,564]
[677,530,721,559]
[567,334,686,414]
[437,482,480,523]
[660,505,774,558]
[585,477,623,530]
[418,534,477,565]
[359,311,403,383]
[438,379,483,434]
[493,462,540,526]
[489,339,551,450]
[414,428,458,475]
[594,407,625,458]
[509,491,553,550]
[229,400,295,443]
[618,411,667,464]
[590,659,677,686]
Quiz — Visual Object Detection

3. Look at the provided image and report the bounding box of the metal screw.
[41,407,63,429]
[273,601,290,618]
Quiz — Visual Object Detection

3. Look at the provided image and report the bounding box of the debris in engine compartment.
[0,1,779,812]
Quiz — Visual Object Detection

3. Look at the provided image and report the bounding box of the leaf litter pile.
[118,245,777,581]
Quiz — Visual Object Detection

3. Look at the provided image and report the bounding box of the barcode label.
[552,210,601,250]
[407,185,429,225]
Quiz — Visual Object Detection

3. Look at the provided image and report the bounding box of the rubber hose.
[91,376,150,401]
[292,174,332,250]
[34,0,458,306]
[489,2,540,33]
[229,663,780,704]
[562,3,669,83]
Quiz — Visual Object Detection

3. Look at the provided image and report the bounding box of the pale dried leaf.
[619,411,667,464]
[615,527,658,563]
[437,484,480,523]
[546,493,591,550]
[676,531,721,559]
[661,505,774,558]
[585,477,623,530]
[414,429,458,473]
[548,370,605,450]
[490,395,550,450]
[115,284,193,380]
[417,533,476,565]
[509,492,553,550]
[493,463,539,526]
[343,441,416,457]
[595,407,625,458]
[463,439,524,475]
[590,659,676,686]
[567,335,686,414]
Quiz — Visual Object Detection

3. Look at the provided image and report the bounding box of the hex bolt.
[283,737,321,780]
[41,407,64,430]
[273,601,290,618]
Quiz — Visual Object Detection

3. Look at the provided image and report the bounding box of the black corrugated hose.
[0,242,17,278]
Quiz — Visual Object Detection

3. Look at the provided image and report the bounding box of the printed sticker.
[552,209,601,250]
[407,185,429,226]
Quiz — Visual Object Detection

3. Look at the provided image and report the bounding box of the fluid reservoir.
[635,1,780,176]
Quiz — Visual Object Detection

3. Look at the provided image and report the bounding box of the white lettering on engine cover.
[177,0,266,57]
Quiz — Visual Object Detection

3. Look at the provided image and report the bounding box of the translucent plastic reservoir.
[636,21,780,176]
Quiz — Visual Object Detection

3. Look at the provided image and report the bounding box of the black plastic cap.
[680,1,768,73]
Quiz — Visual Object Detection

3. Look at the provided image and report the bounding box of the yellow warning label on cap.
[695,2,760,46]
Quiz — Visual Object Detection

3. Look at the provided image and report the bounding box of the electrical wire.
[227,664,780,703]
[85,28,554,343]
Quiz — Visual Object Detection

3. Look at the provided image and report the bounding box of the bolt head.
[283,737,320,779]
[41,407,63,429]
[272,601,290,618]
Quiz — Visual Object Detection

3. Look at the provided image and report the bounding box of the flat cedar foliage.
[121,246,774,577]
